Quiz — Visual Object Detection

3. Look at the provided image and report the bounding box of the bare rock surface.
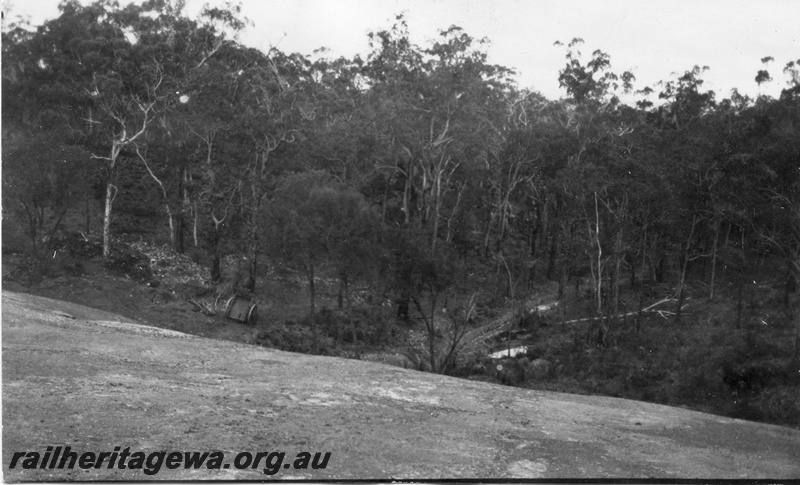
[3,290,799,480]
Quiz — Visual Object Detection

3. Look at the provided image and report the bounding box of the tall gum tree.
[130,0,248,254]
[552,39,638,324]
[6,0,229,258]
[364,19,514,252]
[363,18,517,361]
[231,48,315,292]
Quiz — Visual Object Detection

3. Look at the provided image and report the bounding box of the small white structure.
[488,346,528,359]
[532,301,559,313]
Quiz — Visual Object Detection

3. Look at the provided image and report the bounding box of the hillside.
[3,290,799,480]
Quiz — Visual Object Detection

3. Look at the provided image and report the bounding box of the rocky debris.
[130,241,211,289]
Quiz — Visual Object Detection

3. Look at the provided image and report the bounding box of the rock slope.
[2,291,799,480]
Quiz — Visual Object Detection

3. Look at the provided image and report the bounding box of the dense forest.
[3,0,799,427]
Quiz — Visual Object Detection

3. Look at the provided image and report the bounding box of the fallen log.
[559,296,680,325]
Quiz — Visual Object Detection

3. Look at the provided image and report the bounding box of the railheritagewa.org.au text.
[9,446,331,476]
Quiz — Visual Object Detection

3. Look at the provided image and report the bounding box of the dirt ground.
[3,290,799,480]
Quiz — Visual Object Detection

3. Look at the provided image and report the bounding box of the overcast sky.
[4,0,799,100]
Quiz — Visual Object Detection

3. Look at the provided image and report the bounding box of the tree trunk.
[675,216,698,325]
[192,200,199,247]
[793,312,799,363]
[794,291,799,363]
[211,227,221,282]
[793,277,799,362]
[530,201,541,257]
[613,231,623,324]
[723,222,731,250]
[445,184,464,245]
[84,197,92,234]
[736,273,744,329]
[103,179,114,259]
[431,193,441,253]
[101,142,123,258]
[247,182,261,294]
[709,222,720,301]
[483,209,496,257]
[785,266,797,308]
[636,293,643,333]
[429,294,437,373]
[640,223,648,284]
[174,210,185,253]
[381,176,388,227]
[247,229,258,294]
[307,259,318,354]
[558,259,567,300]
[138,148,178,252]
[166,207,176,250]
[402,158,413,225]
[594,193,603,313]
[546,234,558,281]
[340,274,356,348]
[175,167,185,253]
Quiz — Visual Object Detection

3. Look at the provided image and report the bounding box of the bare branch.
[135,144,168,201]
[195,39,227,70]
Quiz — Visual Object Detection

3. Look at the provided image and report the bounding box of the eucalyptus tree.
[361,17,520,364]
[551,38,639,325]
[302,54,373,183]
[725,75,800,356]
[2,13,93,256]
[266,171,379,353]
[1,0,251,258]
[130,0,248,254]
[655,67,723,322]
[56,0,173,258]
[1,135,92,256]
[2,0,148,257]
[363,18,515,252]
[230,47,317,292]
[491,91,584,297]
[174,32,262,277]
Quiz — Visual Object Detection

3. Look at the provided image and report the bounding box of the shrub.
[495,358,527,386]
[50,232,103,259]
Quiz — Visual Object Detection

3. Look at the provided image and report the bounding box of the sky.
[3,0,799,101]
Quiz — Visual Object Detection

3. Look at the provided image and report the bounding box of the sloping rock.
[3,291,799,480]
